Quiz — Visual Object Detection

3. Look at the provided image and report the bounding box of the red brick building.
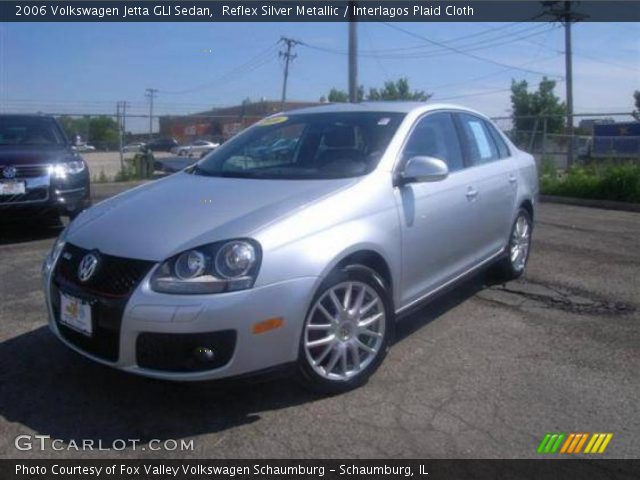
[159,100,319,143]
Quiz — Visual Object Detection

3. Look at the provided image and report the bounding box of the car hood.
[67,172,359,261]
[0,146,76,165]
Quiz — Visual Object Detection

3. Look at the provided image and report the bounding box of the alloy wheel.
[510,214,531,272]
[303,281,386,381]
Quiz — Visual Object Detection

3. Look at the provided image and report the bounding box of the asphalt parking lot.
[0,188,638,459]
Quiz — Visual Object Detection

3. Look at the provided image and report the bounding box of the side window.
[484,120,511,159]
[403,112,464,172]
[458,113,499,165]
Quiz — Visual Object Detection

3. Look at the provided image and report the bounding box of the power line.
[160,43,279,95]
[380,22,563,78]
[302,23,554,60]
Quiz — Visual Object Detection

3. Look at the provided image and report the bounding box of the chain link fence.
[491,112,640,170]
[3,107,639,180]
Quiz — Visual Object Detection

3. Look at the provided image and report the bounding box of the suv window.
[458,113,499,166]
[402,112,464,172]
[484,120,510,159]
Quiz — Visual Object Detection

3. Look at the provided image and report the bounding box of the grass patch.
[541,162,640,203]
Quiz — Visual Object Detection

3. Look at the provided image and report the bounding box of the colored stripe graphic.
[539,433,613,454]
[585,433,613,453]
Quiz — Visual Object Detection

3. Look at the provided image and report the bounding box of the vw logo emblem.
[2,166,17,179]
[77,252,100,283]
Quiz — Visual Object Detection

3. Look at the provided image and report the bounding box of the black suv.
[0,114,91,221]
[146,137,179,152]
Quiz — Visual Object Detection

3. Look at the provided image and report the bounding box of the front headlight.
[42,226,67,276]
[49,160,86,179]
[150,239,261,294]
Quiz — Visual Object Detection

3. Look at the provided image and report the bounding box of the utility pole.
[117,101,129,170]
[279,37,301,110]
[348,1,358,103]
[541,1,587,167]
[145,88,158,139]
[116,102,123,170]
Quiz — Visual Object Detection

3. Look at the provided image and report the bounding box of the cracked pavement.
[0,198,638,459]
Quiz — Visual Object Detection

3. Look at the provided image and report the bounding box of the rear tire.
[495,208,533,281]
[296,265,393,394]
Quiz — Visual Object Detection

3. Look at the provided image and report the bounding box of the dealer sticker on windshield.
[258,116,288,126]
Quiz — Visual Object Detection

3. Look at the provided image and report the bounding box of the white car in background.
[123,142,146,153]
[174,140,220,157]
[73,144,96,152]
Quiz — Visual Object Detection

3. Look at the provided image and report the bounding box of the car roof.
[283,102,483,116]
[0,113,57,119]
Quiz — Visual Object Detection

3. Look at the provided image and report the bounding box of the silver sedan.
[42,103,538,393]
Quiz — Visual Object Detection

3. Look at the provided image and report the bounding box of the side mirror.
[395,156,449,186]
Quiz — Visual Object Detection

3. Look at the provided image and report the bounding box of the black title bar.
[3,1,640,22]
[3,459,640,480]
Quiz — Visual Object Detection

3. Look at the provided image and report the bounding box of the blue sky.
[1,21,638,132]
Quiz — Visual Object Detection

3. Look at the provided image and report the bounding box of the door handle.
[466,187,479,199]
[508,174,517,184]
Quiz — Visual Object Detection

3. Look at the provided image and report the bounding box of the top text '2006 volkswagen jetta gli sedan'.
[42,103,538,393]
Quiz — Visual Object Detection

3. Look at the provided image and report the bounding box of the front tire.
[495,208,533,281]
[297,266,393,394]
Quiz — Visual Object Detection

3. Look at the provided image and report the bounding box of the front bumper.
[0,172,90,216]
[44,256,317,381]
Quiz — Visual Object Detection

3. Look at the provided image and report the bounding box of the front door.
[395,112,480,309]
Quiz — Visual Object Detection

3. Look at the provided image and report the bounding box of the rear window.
[0,116,66,146]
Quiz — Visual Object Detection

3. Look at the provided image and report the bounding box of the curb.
[540,195,640,213]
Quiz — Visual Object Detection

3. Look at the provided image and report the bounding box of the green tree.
[326,78,429,103]
[57,115,119,147]
[87,116,119,147]
[510,77,566,133]
[327,88,350,103]
[57,115,90,142]
[367,78,430,101]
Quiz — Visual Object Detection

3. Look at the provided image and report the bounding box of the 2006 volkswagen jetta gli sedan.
[42,103,538,393]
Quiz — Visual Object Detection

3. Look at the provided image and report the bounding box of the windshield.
[0,116,67,146]
[192,112,405,180]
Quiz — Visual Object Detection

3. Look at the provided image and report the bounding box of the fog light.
[193,346,215,363]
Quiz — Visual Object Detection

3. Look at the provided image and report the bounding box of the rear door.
[455,113,517,260]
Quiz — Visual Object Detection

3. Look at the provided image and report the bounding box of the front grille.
[136,331,237,372]
[51,282,125,362]
[55,243,154,298]
[15,165,50,177]
[1,164,50,178]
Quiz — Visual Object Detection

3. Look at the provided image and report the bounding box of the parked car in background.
[123,142,146,153]
[146,137,179,152]
[73,143,96,152]
[174,140,220,157]
[43,103,537,393]
[1,114,91,221]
